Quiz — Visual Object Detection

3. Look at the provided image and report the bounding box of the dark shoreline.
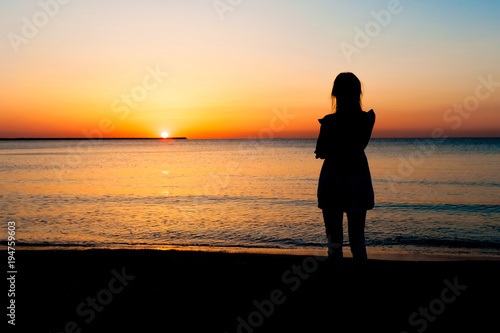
[13,249,499,332]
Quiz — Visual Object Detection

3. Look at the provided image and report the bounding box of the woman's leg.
[347,210,368,271]
[322,209,344,263]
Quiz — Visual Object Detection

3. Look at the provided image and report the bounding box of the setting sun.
[161,132,169,138]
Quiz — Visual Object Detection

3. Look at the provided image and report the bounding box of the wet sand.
[14,249,499,332]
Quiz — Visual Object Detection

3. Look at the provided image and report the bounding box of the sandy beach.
[12,249,499,332]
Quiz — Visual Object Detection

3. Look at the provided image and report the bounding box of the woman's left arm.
[358,109,376,150]
[315,119,329,159]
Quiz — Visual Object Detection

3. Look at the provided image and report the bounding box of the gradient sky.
[1,0,499,138]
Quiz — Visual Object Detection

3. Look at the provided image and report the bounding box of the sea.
[1,138,499,258]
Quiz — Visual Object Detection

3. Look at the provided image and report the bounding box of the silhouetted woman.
[315,72,375,272]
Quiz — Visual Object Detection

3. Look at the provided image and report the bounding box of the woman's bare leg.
[322,209,344,263]
[347,210,368,272]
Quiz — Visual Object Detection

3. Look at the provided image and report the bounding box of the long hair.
[331,72,363,114]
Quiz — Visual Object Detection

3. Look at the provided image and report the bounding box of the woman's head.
[331,72,363,113]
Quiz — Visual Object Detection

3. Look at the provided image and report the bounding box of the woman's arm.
[356,109,375,150]
[314,118,329,159]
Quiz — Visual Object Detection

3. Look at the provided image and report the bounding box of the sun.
[161,131,169,138]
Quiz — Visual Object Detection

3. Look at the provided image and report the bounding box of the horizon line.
[0,137,187,140]
[0,136,499,140]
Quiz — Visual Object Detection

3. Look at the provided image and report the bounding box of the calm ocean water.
[1,138,499,257]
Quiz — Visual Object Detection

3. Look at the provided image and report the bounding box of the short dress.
[315,109,375,212]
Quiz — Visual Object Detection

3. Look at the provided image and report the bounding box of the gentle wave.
[370,237,500,250]
[4,236,500,252]
[373,178,500,188]
[376,201,500,213]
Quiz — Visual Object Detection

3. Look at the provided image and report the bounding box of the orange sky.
[1,1,499,138]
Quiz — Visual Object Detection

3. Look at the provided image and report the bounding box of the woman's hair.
[331,72,363,114]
